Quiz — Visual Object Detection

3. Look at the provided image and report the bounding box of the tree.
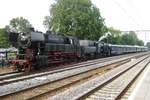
[121,31,144,46]
[137,40,144,46]
[7,17,32,33]
[107,27,122,44]
[44,0,107,40]
[146,42,150,49]
[128,31,138,45]
[121,33,130,45]
[107,28,144,46]
[0,28,10,48]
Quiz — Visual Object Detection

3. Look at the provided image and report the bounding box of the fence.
[0,51,17,67]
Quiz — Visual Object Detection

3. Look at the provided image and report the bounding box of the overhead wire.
[111,0,149,42]
[111,0,141,30]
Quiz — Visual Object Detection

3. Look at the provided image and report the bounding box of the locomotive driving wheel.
[24,64,31,73]
[16,64,23,72]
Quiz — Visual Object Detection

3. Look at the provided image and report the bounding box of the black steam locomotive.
[9,30,148,72]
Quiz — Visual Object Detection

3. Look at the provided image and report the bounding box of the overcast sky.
[0,0,150,43]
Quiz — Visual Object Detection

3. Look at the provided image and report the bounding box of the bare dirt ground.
[0,66,15,74]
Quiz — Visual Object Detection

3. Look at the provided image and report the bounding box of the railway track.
[48,54,150,100]
[0,55,119,83]
[0,52,148,100]
[0,52,144,85]
[84,57,150,100]
[0,71,23,81]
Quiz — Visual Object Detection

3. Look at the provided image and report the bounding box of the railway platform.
[129,63,150,100]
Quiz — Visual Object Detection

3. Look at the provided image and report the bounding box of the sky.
[0,0,150,43]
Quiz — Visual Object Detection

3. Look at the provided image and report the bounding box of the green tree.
[0,28,10,48]
[137,40,144,46]
[107,28,144,46]
[121,33,130,45]
[7,17,32,33]
[128,31,138,45]
[44,0,107,40]
[107,27,122,44]
[121,31,144,46]
[146,42,150,49]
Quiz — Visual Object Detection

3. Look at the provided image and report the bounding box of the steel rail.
[48,55,149,100]
[0,52,145,85]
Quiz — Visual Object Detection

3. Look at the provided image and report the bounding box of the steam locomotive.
[9,30,148,72]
